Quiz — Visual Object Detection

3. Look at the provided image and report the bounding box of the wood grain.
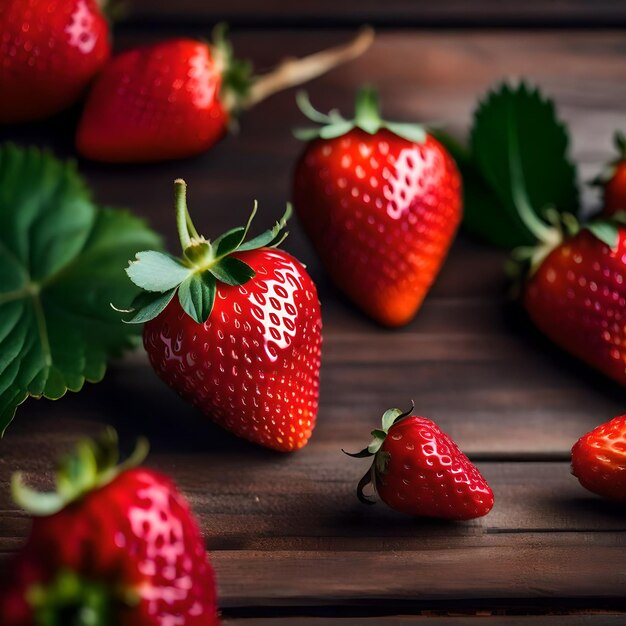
[221,618,626,626]
[1,28,626,620]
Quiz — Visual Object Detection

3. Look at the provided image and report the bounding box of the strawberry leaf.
[461,81,580,248]
[0,144,161,434]
[123,289,176,324]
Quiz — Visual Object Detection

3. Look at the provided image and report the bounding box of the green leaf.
[126,250,191,292]
[384,122,426,143]
[367,429,386,454]
[177,272,216,324]
[585,220,619,250]
[213,227,245,257]
[209,256,255,286]
[467,81,579,248]
[0,145,161,434]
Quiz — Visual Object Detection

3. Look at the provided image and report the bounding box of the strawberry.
[522,220,626,385]
[571,415,626,501]
[76,27,373,163]
[121,180,322,452]
[345,404,494,520]
[292,87,462,327]
[0,0,110,123]
[0,430,219,626]
[592,131,626,218]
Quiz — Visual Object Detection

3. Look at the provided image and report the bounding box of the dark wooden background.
[1,2,626,624]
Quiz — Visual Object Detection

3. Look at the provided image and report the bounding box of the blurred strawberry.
[0,430,220,625]
[0,0,110,123]
[592,131,626,217]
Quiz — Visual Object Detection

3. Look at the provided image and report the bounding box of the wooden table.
[2,3,626,623]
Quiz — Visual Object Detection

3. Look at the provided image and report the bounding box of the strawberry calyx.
[27,568,137,626]
[294,85,426,143]
[591,130,626,187]
[343,401,415,505]
[119,179,292,325]
[12,429,148,517]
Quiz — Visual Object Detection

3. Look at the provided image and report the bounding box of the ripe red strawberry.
[571,415,626,501]
[0,0,110,123]
[76,28,373,163]
[592,131,626,217]
[0,430,219,626]
[122,180,322,452]
[523,224,626,385]
[292,88,462,327]
[345,404,494,519]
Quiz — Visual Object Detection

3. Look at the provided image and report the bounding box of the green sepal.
[584,220,620,250]
[12,428,149,516]
[126,251,192,292]
[178,272,216,325]
[119,289,176,324]
[122,180,292,325]
[238,203,293,251]
[294,87,426,144]
[344,402,416,506]
[381,407,404,432]
[209,256,255,286]
[590,131,626,187]
[211,23,253,111]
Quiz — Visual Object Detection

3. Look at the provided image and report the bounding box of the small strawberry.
[592,131,626,218]
[571,415,626,501]
[519,213,626,385]
[120,179,322,452]
[345,404,494,520]
[76,27,373,163]
[0,0,110,123]
[292,87,462,327]
[0,430,219,626]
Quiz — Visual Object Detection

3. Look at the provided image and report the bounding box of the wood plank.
[122,1,626,28]
[3,454,626,554]
[222,617,626,625]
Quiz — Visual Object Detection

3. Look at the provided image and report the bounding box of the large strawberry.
[0,0,110,123]
[121,180,322,452]
[292,87,462,327]
[571,414,626,501]
[0,430,219,625]
[592,131,626,217]
[345,404,494,520]
[519,210,626,385]
[76,27,373,163]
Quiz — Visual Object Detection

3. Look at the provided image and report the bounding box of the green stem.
[354,86,382,134]
[174,179,192,249]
